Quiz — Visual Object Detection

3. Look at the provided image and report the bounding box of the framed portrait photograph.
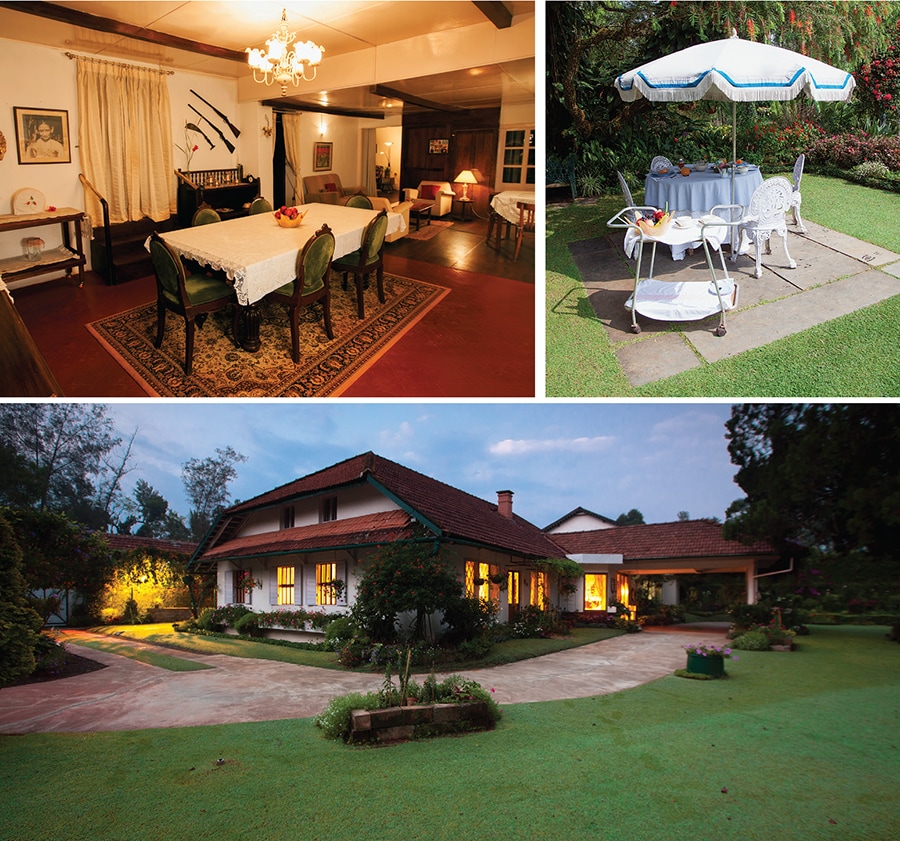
[14,107,71,164]
[313,141,333,172]
[428,138,449,155]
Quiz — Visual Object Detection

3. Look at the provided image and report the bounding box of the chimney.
[497,490,514,518]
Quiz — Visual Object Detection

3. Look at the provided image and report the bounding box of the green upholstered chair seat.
[333,249,380,270]
[272,274,325,298]
[177,274,234,306]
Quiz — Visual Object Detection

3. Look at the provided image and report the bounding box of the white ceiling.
[1,1,535,116]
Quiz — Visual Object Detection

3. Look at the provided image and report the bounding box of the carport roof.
[552,519,777,562]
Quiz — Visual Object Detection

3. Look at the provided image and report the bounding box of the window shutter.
[306,565,317,606]
[269,568,278,605]
[336,561,347,605]
[223,570,233,605]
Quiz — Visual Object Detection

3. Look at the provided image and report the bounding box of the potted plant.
[682,641,738,678]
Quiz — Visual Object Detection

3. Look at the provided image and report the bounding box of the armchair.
[302,173,365,206]
[367,196,413,241]
[401,181,455,217]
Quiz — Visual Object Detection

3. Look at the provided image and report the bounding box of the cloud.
[489,435,615,456]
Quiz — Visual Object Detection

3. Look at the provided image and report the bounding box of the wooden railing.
[78,173,114,284]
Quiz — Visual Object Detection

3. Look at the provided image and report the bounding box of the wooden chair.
[264,223,335,363]
[148,233,237,375]
[191,204,221,226]
[514,201,535,261]
[249,196,273,215]
[345,193,374,209]
[332,210,388,319]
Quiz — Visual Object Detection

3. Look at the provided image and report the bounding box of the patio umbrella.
[615,32,855,204]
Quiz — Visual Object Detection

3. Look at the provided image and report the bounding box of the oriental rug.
[86,273,449,397]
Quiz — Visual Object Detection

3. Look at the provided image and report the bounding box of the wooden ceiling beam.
[0,1,247,62]
[264,100,385,121]
[372,85,468,114]
[472,1,513,29]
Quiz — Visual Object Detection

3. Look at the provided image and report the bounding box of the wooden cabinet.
[0,208,86,287]
[176,166,261,227]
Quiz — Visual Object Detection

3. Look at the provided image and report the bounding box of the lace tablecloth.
[155,204,405,306]
[491,190,536,224]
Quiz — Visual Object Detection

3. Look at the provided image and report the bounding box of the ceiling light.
[246,9,324,96]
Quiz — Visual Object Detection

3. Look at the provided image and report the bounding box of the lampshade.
[454,169,478,200]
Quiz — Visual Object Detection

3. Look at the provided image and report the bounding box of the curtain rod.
[65,52,175,75]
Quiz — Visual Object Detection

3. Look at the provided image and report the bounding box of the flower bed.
[349,700,494,744]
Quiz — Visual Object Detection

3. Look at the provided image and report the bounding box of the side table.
[452,197,474,221]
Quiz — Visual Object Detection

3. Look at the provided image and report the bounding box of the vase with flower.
[175,125,200,173]
[682,641,737,677]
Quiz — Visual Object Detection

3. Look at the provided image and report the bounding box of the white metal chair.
[789,153,807,233]
[650,156,674,173]
[732,177,797,278]
[617,171,636,223]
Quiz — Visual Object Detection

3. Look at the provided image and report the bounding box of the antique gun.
[190,90,241,139]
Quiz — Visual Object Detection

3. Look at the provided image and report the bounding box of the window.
[465,560,496,601]
[281,506,295,529]
[530,571,548,608]
[316,563,338,605]
[584,574,607,611]
[234,569,250,604]
[499,127,535,188]
[320,496,337,522]
[507,570,520,606]
[277,566,295,605]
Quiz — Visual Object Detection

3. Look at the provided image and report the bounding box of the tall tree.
[0,404,135,530]
[181,446,247,540]
[724,404,900,563]
[616,508,646,526]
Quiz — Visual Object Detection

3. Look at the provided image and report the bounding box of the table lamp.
[454,170,478,200]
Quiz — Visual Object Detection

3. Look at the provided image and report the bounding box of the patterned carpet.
[86,273,449,397]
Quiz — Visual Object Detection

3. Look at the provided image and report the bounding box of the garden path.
[0,625,727,734]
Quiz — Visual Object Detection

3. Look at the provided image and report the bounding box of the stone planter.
[349,701,493,744]
[686,652,726,677]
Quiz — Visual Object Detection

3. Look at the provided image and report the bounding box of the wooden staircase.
[80,174,179,285]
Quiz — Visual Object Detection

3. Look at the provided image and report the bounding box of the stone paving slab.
[693,269,900,363]
[570,223,900,387]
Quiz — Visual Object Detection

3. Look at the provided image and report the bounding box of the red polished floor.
[8,224,535,398]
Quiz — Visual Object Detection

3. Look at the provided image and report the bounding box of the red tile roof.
[201,510,412,561]
[104,534,198,554]
[552,520,776,560]
[209,452,564,560]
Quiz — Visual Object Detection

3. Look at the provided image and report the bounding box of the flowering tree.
[350,541,465,643]
[855,18,900,125]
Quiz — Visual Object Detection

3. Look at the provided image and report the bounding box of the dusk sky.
[104,401,744,529]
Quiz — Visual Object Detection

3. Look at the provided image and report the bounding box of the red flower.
[192,144,199,152]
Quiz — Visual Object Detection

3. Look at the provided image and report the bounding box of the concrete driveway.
[0,625,728,734]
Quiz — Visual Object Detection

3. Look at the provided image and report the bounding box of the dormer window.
[282,505,295,529]
[320,495,337,522]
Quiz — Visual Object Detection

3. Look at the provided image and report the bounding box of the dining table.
[486,189,535,255]
[153,203,406,352]
[644,164,763,216]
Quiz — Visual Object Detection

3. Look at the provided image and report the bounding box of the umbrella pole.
[731,101,737,253]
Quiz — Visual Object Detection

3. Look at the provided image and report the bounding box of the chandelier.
[246,9,324,95]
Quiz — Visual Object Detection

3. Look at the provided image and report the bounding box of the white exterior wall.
[547,513,616,533]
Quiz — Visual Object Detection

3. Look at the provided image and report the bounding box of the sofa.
[368,196,413,242]
[302,173,365,205]
[401,181,456,217]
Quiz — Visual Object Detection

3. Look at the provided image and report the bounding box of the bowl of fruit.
[274,206,306,227]
[635,208,672,237]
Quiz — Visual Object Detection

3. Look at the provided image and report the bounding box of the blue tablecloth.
[644,166,763,215]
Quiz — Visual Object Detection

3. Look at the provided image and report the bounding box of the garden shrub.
[324,616,356,650]
[728,602,774,632]
[233,611,263,637]
[31,633,70,676]
[731,630,771,651]
[196,607,225,632]
[315,691,382,740]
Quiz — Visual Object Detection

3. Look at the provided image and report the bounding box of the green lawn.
[84,623,621,672]
[546,175,900,397]
[3,626,897,841]
[67,637,214,671]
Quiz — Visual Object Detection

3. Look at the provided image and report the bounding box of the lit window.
[277,566,295,605]
[465,560,492,601]
[320,496,337,522]
[584,574,607,611]
[530,571,548,608]
[316,563,338,605]
[507,570,520,606]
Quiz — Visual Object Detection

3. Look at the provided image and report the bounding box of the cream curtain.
[75,57,174,224]
[360,128,377,196]
[282,113,304,204]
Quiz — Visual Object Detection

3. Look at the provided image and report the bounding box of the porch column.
[745,565,757,604]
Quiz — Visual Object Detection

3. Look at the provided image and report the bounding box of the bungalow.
[189,451,780,638]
